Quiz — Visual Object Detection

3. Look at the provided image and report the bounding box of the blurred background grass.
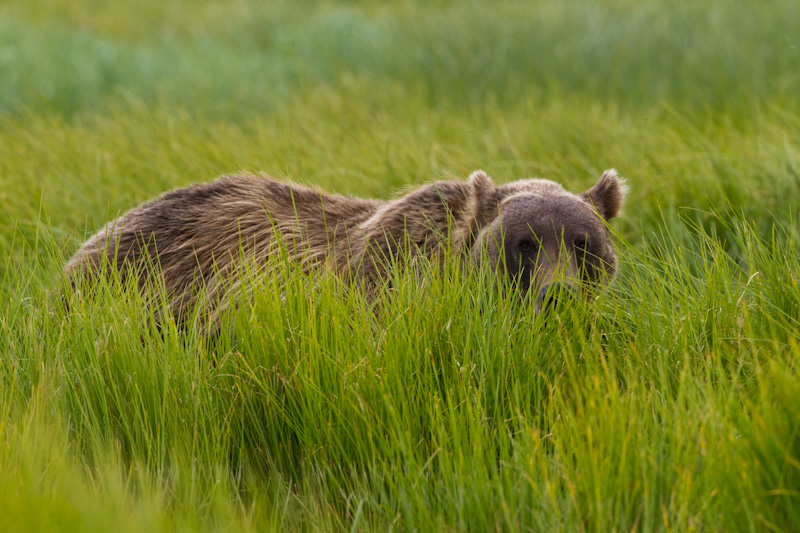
[1,0,798,116]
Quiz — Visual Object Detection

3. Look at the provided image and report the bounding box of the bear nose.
[537,282,578,315]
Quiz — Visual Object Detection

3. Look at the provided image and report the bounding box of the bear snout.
[536,281,579,315]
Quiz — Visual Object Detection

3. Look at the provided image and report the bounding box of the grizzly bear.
[65,169,626,329]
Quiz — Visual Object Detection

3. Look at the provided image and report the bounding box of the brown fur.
[65,169,626,328]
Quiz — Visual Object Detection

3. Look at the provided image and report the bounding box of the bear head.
[469,169,626,313]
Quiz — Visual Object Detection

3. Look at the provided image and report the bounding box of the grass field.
[2,0,800,530]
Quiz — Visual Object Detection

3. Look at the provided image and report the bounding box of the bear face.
[470,170,626,313]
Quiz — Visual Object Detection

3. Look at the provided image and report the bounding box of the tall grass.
[4,211,800,530]
[2,0,800,530]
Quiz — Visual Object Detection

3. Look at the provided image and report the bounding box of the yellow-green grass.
[2,0,800,531]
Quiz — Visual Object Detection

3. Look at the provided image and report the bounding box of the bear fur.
[65,169,626,328]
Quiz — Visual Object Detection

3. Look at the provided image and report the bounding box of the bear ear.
[468,169,493,191]
[467,170,497,226]
[583,169,627,220]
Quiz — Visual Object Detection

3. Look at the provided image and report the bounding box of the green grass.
[2,0,800,530]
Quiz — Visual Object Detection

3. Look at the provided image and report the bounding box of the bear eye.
[518,240,534,252]
[573,237,588,254]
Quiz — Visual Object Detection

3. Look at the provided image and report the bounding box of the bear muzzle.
[536,281,580,316]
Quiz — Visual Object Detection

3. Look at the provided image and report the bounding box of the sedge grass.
[3,210,800,530]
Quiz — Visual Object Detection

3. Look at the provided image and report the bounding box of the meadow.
[2,0,800,530]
